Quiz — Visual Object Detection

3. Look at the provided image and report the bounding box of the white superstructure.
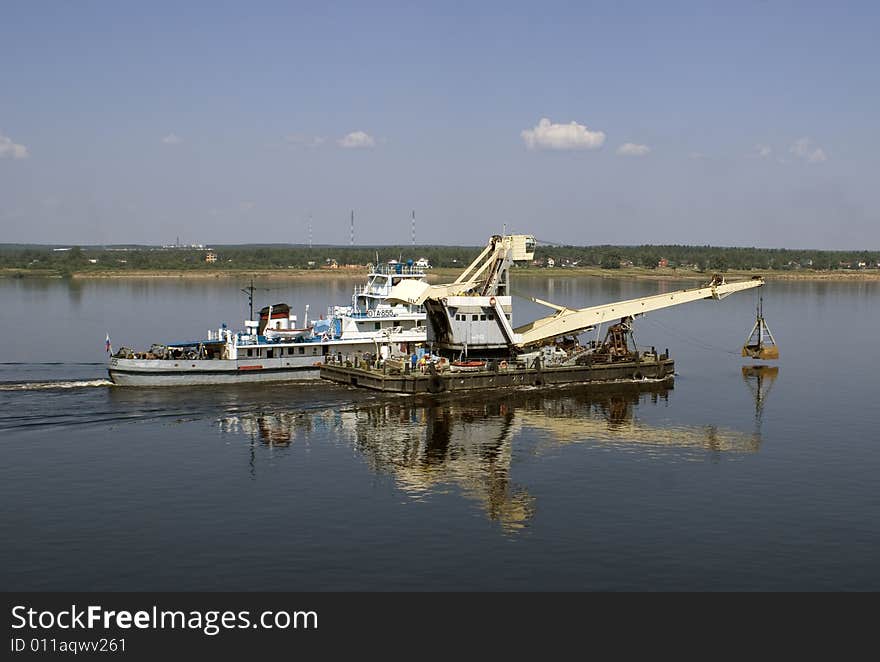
[108,263,428,386]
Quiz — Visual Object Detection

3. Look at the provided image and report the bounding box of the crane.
[511,273,763,349]
[388,234,764,359]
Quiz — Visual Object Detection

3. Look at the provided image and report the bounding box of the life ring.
[441,297,448,306]
[499,360,508,370]
[427,374,445,393]
[489,296,496,306]
[633,370,644,381]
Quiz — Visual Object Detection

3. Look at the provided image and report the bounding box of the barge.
[320,350,674,394]
[320,233,764,395]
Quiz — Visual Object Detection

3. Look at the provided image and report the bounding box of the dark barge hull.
[320,357,675,394]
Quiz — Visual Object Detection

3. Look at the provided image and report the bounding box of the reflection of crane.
[214,384,760,530]
[389,234,765,359]
[741,365,779,428]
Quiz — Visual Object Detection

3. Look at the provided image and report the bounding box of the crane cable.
[638,315,742,356]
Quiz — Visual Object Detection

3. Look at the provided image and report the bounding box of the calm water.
[1,275,878,591]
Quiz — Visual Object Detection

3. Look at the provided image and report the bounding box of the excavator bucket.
[742,343,779,360]
[742,298,779,360]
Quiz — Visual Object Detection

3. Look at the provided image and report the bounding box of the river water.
[1,275,878,590]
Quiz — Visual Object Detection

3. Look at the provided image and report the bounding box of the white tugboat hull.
[108,357,321,386]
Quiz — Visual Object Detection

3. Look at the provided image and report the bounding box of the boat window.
[247,348,253,357]
[267,349,274,359]
[480,315,486,321]
[472,315,478,321]
[488,314,495,321]
[299,347,305,355]
[374,322,381,330]
[314,348,319,355]
[393,321,401,327]
[288,347,294,355]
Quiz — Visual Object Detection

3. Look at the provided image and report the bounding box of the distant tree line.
[0,243,878,275]
[530,244,880,272]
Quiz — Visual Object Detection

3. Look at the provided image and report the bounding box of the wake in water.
[0,379,113,391]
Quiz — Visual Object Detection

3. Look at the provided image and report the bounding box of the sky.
[1,1,878,249]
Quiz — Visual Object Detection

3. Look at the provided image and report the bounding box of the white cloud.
[0,132,29,159]
[161,133,182,145]
[285,133,325,148]
[616,142,651,157]
[790,137,827,163]
[521,117,605,151]
[337,131,376,149]
[754,144,772,158]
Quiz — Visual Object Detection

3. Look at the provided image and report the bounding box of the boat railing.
[344,308,422,319]
[369,264,427,276]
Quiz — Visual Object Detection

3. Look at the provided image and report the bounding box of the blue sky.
[1,1,877,248]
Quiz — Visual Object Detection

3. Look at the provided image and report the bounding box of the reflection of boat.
[108,263,429,386]
[217,382,759,530]
[221,411,306,446]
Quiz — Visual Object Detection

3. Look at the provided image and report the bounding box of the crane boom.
[389,232,765,357]
[387,234,537,306]
[513,276,763,348]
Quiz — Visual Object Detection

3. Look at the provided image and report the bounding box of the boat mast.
[241,278,255,321]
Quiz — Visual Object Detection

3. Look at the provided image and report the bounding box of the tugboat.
[107,262,429,386]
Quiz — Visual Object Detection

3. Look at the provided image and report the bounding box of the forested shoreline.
[1,243,878,277]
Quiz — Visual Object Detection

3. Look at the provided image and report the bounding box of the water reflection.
[216,384,759,530]
[350,397,535,530]
[221,411,310,446]
[742,365,779,429]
